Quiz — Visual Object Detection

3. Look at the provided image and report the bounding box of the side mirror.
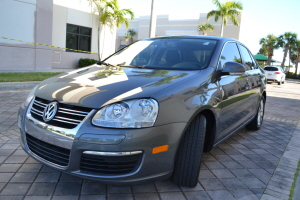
[222,62,245,75]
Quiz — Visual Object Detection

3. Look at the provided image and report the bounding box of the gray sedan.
[18,36,266,187]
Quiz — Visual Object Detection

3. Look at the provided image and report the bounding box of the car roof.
[144,35,238,43]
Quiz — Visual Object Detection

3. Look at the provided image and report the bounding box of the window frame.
[66,24,92,53]
[218,41,243,70]
[237,44,259,70]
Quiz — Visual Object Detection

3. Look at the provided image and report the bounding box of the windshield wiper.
[118,65,146,69]
[97,61,116,67]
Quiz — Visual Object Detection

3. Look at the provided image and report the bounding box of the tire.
[172,115,206,187]
[246,96,265,130]
[278,81,281,85]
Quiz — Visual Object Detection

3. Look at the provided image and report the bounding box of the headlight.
[24,85,38,107]
[92,99,159,128]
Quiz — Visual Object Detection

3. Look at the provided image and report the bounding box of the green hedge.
[286,72,300,79]
[78,58,99,68]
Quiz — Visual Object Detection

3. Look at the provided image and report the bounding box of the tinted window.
[66,24,91,52]
[239,45,255,71]
[219,42,242,69]
[264,67,279,71]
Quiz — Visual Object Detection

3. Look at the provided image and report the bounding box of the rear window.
[264,67,279,71]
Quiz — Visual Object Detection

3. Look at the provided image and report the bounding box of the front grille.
[26,133,70,166]
[80,153,143,175]
[30,97,93,129]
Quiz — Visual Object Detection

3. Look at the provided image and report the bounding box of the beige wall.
[0,0,117,71]
[0,0,53,71]
[52,1,116,69]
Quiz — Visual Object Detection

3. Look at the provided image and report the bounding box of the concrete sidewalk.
[0,80,299,200]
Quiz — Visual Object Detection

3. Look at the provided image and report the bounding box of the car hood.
[34,65,199,108]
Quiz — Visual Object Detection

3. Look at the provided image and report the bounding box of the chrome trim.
[83,151,143,156]
[34,100,47,107]
[27,148,68,170]
[52,118,79,125]
[59,107,89,114]
[26,97,97,139]
[31,110,43,116]
[58,110,88,117]
[33,102,45,109]
[31,107,43,114]
[55,116,82,123]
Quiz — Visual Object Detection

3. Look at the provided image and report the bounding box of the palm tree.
[290,40,300,74]
[89,0,134,60]
[125,29,137,44]
[101,0,134,28]
[207,0,243,37]
[259,34,281,65]
[197,23,214,35]
[258,46,268,56]
[278,32,298,68]
[88,0,110,60]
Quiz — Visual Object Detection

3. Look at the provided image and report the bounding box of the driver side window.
[219,42,242,69]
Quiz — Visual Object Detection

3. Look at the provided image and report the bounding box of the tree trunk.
[203,31,207,35]
[267,49,273,66]
[295,62,299,75]
[281,45,289,67]
[220,18,224,37]
[98,20,101,61]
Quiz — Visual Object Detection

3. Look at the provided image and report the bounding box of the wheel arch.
[180,108,217,153]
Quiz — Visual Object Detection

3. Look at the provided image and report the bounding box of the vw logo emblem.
[43,102,58,122]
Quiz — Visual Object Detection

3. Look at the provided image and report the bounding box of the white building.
[117,14,241,49]
[0,0,117,71]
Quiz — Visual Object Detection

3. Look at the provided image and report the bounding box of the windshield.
[103,38,218,70]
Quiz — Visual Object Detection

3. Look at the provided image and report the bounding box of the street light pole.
[149,0,157,38]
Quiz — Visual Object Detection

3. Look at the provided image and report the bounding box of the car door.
[216,42,251,141]
[238,44,261,118]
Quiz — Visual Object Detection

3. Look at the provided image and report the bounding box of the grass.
[0,72,63,82]
[289,160,300,200]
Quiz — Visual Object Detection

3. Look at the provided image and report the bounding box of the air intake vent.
[26,133,70,166]
[80,153,143,175]
[30,97,93,129]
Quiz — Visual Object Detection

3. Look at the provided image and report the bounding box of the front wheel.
[172,115,206,187]
[246,96,265,130]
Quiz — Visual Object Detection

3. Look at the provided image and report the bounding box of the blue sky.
[119,0,300,64]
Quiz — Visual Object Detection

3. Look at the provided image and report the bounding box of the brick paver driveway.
[0,80,299,200]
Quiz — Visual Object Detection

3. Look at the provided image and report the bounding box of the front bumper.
[18,101,187,185]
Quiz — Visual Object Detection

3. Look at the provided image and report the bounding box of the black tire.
[278,81,281,85]
[246,96,265,130]
[172,115,206,187]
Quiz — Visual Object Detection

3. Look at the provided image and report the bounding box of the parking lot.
[0,80,300,200]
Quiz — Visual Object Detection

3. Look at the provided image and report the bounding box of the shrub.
[286,72,300,79]
[78,58,99,68]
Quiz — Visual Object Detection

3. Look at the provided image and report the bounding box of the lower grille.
[80,153,143,175]
[26,133,70,166]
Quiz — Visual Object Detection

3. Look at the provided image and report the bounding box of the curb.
[0,81,39,91]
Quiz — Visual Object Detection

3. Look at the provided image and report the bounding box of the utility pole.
[149,0,157,38]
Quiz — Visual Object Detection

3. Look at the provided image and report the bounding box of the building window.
[66,24,91,53]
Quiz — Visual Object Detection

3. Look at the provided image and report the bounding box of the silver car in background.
[18,36,266,187]
[264,66,286,85]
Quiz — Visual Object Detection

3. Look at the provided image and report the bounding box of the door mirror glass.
[222,62,245,75]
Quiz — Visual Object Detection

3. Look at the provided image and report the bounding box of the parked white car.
[264,66,286,85]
